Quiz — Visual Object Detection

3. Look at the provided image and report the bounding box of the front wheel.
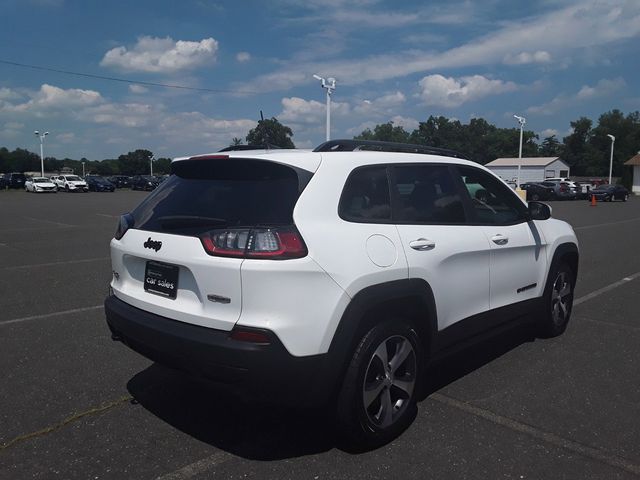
[336,319,422,448]
[539,262,574,338]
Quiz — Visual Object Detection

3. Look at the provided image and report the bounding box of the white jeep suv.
[105,140,579,446]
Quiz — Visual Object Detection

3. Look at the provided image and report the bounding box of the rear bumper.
[104,295,336,407]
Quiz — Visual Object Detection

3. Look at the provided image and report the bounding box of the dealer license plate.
[144,261,179,299]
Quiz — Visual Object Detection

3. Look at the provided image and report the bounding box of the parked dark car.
[131,175,160,191]
[540,181,576,200]
[108,175,131,188]
[520,182,555,201]
[86,176,116,192]
[589,184,629,202]
[4,172,27,189]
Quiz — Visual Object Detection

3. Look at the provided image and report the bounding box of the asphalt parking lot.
[1,189,639,479]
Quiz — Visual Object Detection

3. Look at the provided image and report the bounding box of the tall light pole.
[82,161,85,177]
[34,130,49,177]
[607,134,615,185]
[150,155,155,176]
[313,74,336,141]
[513,115,526,187]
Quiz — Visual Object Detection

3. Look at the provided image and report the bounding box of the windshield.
[131,158,307,236]
[66,176,81,181]
[33,177,49,183]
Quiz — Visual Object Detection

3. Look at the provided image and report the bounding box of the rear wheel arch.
[325,279,438,394]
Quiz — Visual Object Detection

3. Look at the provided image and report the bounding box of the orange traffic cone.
[590,194,597,206]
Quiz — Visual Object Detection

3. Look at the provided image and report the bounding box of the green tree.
[561,117,594,175]
[539,135,561,157]
[354,122,411,143]
[231,137,243,146]
[117,149,154,176]
[246,117,295,148]
[153,157,172,174]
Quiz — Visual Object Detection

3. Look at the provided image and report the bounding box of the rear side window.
[339,166,392,222]
[392,164,465,224]
[131,158,307,235]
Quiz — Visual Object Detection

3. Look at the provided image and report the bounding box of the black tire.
[623,194,628,202]
[539,262,574,338]
[336,318,423,448]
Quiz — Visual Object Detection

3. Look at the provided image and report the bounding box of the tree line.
[1,109,638,186]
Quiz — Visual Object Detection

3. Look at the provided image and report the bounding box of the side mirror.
[528,201,552,220]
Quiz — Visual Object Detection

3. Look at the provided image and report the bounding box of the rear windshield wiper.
[157,215,228,229]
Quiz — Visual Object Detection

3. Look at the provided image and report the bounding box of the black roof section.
[313,139,468,159]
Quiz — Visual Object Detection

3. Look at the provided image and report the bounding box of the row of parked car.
[2,172,167,192]
[518,177,630,202]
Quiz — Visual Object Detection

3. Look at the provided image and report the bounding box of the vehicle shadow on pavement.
[126,323,536,460]
[126,364,336,460]
[420,323,537,399]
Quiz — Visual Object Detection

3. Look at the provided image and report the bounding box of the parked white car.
[54,175,88,192]
[105,139,579,447]
[25,176,57,193]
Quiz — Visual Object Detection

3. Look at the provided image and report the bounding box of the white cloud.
[540,128,559,138]
[390,115,419,131]
[527,77,626,115]
[418,74,517,108]
[0,87,21,101]
[236,51,251,63]
[128,84,149,94]
[101,36,218,73]
[279,96,350,124]
[57,132,76,144]
[503,50,551,65]
[354,91,406,115]
[1,84,103,113]
[239,0,640,92]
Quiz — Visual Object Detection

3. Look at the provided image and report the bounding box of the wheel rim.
[551,272,572,326]
[362,335,416,429]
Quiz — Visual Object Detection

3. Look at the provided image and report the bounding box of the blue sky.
[0,0,638,160]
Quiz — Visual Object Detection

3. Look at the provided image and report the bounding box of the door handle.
[409,238,436,251]
[491,234,509,245]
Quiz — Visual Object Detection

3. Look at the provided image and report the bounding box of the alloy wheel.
[362,335,416,429]
[551,271,572,326]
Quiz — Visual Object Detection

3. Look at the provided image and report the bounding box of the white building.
[624,153,640,194]
[485,157,570,184]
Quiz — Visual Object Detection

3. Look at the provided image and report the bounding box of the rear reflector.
[230,329,271,344]
[200,226,307,259]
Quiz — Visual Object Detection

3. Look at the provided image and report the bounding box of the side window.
[456,166,527,225]
[392,164,465,224]
[339,166,391,222]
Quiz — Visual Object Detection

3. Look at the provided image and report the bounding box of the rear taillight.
[200,226,307,259]
[560,185,567,192]
[114,213,134,240]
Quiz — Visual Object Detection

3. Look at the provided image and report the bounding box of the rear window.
[131,158,309,235]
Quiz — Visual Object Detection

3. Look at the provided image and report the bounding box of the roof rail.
[313,139,468,159]
[219,144,282,152]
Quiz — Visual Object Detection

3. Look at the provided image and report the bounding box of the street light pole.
[607,134,615,185]
[513,115,526,187]
[313,75,337,141]
[82,161,85,177]
[150,155,155,176]
[34,130,49,177]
